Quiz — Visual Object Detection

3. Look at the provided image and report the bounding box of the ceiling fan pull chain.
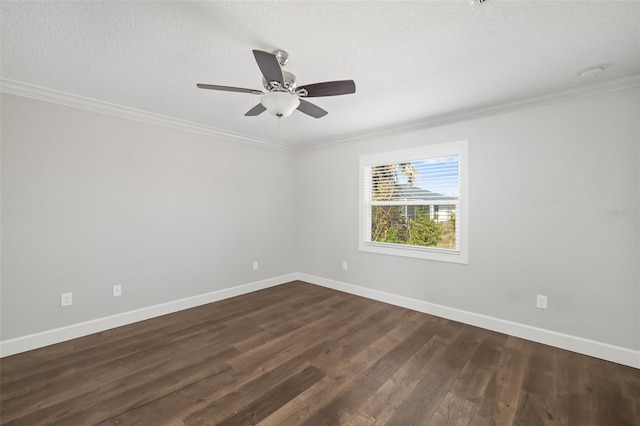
[276,115,281,137]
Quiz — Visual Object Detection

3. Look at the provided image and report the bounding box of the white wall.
[2,86,639,365]
[1,94,296,340]
[294,87,640,352]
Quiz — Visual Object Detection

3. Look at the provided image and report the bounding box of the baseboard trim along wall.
[0,273,297,358]
[298,273,640,369]
[2,272,639,369]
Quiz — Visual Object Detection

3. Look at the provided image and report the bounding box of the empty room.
[1,1,639,425]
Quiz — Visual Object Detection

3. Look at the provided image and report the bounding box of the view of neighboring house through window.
[359,141,468,263]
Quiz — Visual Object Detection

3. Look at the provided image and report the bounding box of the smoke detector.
[579,67,604,78]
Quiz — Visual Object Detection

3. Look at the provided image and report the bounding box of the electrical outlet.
[60,292,73,307]
[113,285,122,297]
[536,294,548,310]
[342,261,348,270]
[252,261,258,270]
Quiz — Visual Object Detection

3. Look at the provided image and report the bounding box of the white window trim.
[359,140,468,264]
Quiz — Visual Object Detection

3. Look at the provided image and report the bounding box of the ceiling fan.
[197,49,356,119]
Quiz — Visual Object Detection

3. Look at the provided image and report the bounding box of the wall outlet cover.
[536,294,548,309]
[60,292,73,307]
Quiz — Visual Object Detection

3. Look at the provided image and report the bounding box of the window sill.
[359,241,468,264]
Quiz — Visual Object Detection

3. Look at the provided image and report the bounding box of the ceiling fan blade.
[253,50,284,85]
[197,84,262,95]
[245,103,267,116]
[297,80,356,97]
[297,99,328,118]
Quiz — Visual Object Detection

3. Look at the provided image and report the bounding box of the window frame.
[359,140,468,264]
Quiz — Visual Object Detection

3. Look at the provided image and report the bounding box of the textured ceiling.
[1,1,639,148]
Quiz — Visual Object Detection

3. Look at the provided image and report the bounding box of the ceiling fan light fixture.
[261,91,300,118]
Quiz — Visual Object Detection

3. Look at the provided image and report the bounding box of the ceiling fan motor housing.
[263,71,298,93]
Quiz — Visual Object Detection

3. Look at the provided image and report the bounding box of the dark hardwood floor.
[1,281,638,425]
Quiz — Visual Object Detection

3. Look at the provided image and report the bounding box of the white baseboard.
[3,272,638,369]
[299,273,640,369]
[0,273,297,358]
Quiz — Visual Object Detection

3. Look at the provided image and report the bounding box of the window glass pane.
[368,155,459,250]
[371,155,459,202]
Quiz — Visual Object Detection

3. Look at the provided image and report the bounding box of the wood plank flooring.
[1,281,638,425]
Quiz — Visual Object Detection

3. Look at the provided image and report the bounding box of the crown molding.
[0,79,292,152]
[3,74,638,153]
[301,73,640,152]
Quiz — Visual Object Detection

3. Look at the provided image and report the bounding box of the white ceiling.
[1,1,639,149]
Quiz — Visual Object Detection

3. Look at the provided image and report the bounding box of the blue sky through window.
[396,155,460,197]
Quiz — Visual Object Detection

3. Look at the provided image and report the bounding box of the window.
[359,141,468,263]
